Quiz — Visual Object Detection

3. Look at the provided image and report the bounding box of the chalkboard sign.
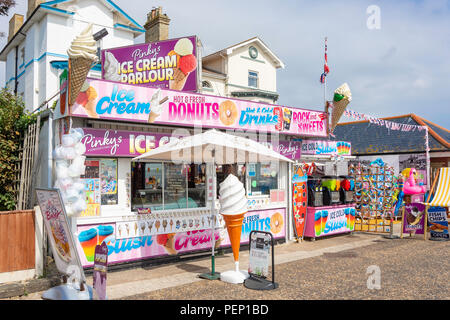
[244,231,278,290]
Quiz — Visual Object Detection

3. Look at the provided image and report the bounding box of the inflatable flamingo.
[402,168,426,195]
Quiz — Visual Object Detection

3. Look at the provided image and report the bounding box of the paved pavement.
[5,225,449,300]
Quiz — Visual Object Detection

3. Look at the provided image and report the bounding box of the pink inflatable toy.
[403,168,426,195]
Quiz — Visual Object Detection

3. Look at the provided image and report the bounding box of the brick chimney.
[8,14,24,42]
[144,7,170,43]
[27,0,46,19]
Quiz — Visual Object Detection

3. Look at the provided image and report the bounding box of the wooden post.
[400,206,404,239]
[424,169,440,241]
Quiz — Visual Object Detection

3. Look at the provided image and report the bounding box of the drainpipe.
[14,46,18,95]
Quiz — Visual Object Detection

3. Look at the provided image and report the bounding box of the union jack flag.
[320,37,329,83]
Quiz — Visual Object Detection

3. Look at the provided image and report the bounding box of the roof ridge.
[411,114,450,149]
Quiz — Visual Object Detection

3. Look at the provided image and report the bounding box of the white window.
[248,71,258,88]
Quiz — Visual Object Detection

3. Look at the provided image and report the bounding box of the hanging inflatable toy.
[402,168,426,195]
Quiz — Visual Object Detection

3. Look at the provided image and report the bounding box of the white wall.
[227,43,277,93]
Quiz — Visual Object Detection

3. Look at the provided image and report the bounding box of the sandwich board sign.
[36,189,91,300]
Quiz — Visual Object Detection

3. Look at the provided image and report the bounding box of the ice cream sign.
[302,140,351,156]
[101,36,198,92]
[70,79,327,137]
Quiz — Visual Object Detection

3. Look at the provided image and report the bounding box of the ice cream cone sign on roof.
[67,24,98,106]
[330,83,352,134]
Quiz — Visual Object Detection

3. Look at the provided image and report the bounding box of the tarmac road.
[123,237,450,300]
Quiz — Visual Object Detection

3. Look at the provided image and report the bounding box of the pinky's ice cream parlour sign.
[69,78,327,138]
[101,36,198,92]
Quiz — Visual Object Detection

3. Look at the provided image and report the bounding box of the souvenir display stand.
[349,161,397,236]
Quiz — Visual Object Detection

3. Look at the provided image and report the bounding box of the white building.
[1,1,285,112]
[0,0,145,112]
[202,37,285,104]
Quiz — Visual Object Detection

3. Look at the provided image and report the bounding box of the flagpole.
[324,37,328,106]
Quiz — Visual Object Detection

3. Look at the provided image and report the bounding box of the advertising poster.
[248,232,271,278]
[427,206,449,240]
[81,160,101,217]
[55,69,69,120]
[99,159,118,205]
[101,36,198,92]
[313,206,356,237]
[36,189,85,282]
[93,243,108,300]
[70,78,327,138]
[403,203,426,235]
[292,166,308,239]
[76,209,285,267]
[399,154,427,187]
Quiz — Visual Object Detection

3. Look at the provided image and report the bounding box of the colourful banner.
[76,209,285,267]
[344,108,426,133]
[93,243,108,300]
[80,128,302,159]
[101,36,198,92]
[70,78,327,137]
[302,139,351,156]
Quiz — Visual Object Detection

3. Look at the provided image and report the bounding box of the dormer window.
[248,71,258,88]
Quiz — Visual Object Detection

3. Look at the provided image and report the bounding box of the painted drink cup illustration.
[273,107,283,131]
[283,108,292,130]
[350,208,356,230]
[78,228,98,262]
[97,225,114,245]
[321,210,329,233]
[314,211,322,236]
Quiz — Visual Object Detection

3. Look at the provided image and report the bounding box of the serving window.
[80,158,118,217]
[131,162,206,211]
[247,162,279,196]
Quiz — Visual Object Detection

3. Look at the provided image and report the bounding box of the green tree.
[0,88,36,210]
[0,0,16,16]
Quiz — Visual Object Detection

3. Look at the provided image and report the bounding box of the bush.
[0,88,37,210]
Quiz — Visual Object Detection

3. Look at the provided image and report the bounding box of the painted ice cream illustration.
[76,80,98,118]
[169,38,197,91]
[78,228,97,262]
[103,51,121,82]
[157,233,177,255]
[97,225,114,245]
[67,23,98,106]
[148,88,168,123]
[321,210,328,233]
[314,211,322,236]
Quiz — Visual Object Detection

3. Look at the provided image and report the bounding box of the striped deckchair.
[424,168,450,207]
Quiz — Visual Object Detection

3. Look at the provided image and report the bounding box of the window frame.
[248,70,259,88]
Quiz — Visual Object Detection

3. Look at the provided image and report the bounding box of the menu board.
[81,160,101,217]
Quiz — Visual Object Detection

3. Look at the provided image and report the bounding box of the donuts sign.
[70,79,327,137]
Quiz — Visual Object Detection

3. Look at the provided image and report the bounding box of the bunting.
[344,108,426,133]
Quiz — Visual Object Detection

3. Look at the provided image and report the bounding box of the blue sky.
[1,0,449,128]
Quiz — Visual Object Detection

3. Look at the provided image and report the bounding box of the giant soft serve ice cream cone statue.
[330,83,352,134]
[219,174,250,284]
[67,24,98,106]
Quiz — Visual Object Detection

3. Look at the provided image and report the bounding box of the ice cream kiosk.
[55,25,330,269]
[298,139,357,240]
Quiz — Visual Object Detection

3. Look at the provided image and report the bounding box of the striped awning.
[424,167,450,207]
